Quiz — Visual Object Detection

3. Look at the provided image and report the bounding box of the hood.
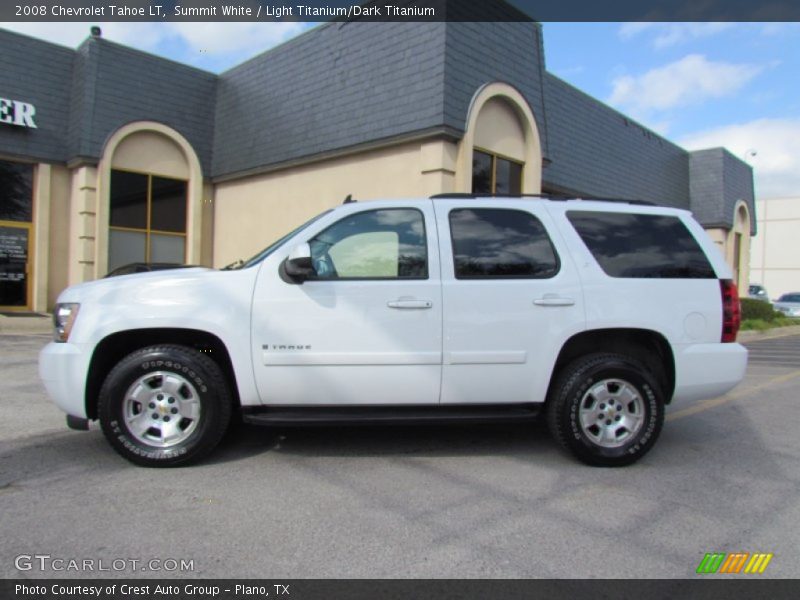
[56,267,252,306]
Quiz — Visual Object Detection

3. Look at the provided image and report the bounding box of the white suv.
[39,195,747,467]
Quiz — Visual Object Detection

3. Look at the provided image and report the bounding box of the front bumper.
[672,342,748,405]
[39,342,91,419]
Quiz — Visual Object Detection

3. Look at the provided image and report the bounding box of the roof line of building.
[212,125,463,183]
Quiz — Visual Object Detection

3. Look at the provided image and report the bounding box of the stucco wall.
[750,197,800,298]
[212,139,457,267]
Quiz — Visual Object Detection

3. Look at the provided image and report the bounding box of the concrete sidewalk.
[0,313,52,335]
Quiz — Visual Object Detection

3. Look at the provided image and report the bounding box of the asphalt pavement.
[1,330,799,579]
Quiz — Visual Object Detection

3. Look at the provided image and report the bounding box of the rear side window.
[567,211,715,279]
[449,208,559,279]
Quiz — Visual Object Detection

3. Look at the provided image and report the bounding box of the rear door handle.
[533,295,575,307]
[387,299,433,309]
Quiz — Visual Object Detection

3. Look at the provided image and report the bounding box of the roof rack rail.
[429,192,655,206]
[430,192,570,200]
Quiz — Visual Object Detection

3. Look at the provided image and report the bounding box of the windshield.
[779,294,800,303]
[229,210,333,270]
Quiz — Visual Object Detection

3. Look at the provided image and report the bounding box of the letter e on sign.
[0,98,12,124]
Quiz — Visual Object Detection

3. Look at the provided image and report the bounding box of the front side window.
[309,209,427,280]
[567,211,715,279]
[449,208,559,279]
[108,170,188,272]
[472,149,523,195]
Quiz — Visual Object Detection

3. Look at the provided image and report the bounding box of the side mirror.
[284,243,314,282]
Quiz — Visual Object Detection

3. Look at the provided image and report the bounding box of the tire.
[546,353,664,467]
[98,345,232,467]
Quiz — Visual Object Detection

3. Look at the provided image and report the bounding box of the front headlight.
[53,303,80,342]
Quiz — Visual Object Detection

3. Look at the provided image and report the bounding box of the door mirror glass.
[284,243,314,281]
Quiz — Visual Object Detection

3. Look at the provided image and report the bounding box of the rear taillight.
[720,279,741,343]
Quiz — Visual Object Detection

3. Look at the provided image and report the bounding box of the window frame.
[448,207,561,281]
[472,147,524,195]
[108,168,188,266]
[305,207,429,282]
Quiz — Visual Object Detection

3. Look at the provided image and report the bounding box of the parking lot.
[1,330,799,579]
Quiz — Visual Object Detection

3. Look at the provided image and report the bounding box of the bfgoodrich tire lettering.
[98,345,231,467]
[546,353,664,467]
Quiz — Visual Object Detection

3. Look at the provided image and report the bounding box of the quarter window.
[108,170,188,272]
[449,208,559,279]
[567,211,715,279]
[309,209,427,280]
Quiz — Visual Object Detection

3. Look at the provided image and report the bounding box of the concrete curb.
[738,324,800,343]
[0,314,52,336]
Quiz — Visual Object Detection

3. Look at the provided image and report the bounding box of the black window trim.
[448,207,561,281]
[305,207,430,282]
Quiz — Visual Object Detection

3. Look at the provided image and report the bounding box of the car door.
[433,199,585,405]
[251,202,443,405]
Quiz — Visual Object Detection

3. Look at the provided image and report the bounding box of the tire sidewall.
[563,359,663,464]
[99,347,227,466]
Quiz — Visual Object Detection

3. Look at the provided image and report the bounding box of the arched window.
[456,83,542,195]
[97,122,203,277]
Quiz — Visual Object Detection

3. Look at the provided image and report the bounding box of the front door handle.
[533,294,575,307]
[387,299,433,309]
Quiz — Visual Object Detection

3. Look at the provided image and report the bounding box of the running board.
[241,404,541,427]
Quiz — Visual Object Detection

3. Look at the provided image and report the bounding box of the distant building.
[750,197,800,298]
[0,16,755,311]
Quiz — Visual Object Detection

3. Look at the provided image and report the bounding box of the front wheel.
[546,353,664,467]
[98,345,231,467]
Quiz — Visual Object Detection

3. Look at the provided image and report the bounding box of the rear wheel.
[98,345,231,467]
[547,353,664,467]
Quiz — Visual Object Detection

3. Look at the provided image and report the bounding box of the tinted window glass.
[495,158,522,195]
[151,176,187,233]
[110,171,148,229]
[567,211,715,279]
[309,209,427,279]
[472,151,492,194]
[0,225,29,306]
[0,160,33,222]
[449,208,559,279]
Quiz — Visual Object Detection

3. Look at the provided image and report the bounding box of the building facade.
[0,19,756,312]
[750,197,800,299]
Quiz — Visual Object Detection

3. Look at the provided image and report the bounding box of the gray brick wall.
[442,21,549,155]
[543,74,690,209]
[0,23,755,235]
[689,148,756,234]
[77,38,217,174]
[67,40,97,161]
[0,29,74,163]
[212,22,447,178]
